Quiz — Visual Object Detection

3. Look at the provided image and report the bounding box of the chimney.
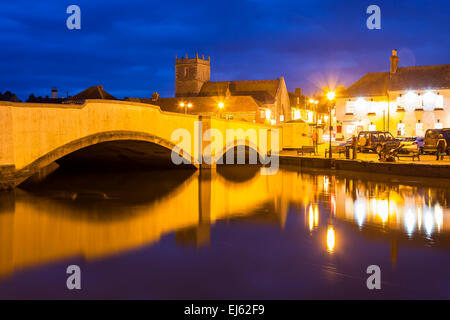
[295,88,302,96]
[51,87,58,99]
[152,92,160,101]
[390,49,399,75]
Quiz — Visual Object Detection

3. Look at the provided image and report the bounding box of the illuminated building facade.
[336,50,450,139]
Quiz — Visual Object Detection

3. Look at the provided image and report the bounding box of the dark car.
[357,131,400,153]
[423,128,450,154]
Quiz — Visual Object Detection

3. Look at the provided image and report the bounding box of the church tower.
[175,54,210,97]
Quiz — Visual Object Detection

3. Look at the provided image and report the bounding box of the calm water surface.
[1,166,450,299]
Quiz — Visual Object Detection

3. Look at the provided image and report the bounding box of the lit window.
[397,122,405,136]
[416,122,424,136]
[423,91,436,110]
[260,110,265,118]
[435,120,443,129]
[280,115,284,122]
[346,101,355,114]
[369,124,377,131]
[355,98,367,115]
[346,125,355,134]
[293,109,301,120]
[436,94,444,109]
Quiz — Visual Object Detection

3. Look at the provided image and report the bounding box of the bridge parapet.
[0,100,281,190]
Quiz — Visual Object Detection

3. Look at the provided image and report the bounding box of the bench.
[325,145,347,158]
[297,146,316,155]
[396,150,420,161]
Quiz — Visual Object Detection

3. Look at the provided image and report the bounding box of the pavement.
[280,143,450,165]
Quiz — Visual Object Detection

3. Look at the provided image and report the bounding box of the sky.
[0,0,449,100]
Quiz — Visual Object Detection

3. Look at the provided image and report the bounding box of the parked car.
[396,136,420,154]
[423,128,450,154]
[357,131,400,153]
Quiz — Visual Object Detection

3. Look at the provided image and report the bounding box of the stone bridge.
[0,100,278,190]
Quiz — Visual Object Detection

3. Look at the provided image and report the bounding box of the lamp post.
[180,102,192,114]
[218,102,224,119]
[327,91,336,159]
[314,100,319,153]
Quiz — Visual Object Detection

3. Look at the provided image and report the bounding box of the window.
[435,120,443,129]
[369,124,376,131]
[260,110,265,118]
[280,115,284,122]
[416,122,424,136]
[345,101,355,114]
[397,122,405,136]
[346,125,355,134]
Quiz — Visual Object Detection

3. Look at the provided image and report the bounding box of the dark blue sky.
[1,0,449,100]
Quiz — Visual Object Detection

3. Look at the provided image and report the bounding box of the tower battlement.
[175,54,211,97]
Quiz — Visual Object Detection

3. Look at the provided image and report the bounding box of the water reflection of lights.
[404,209,415,236]
[354,199,366,228]
[376,200,389,224]
[326,226,335,253]
[417,207,422,231]
[323,176,329,193]
[341,193,447,238]
[314,206,319,227]
[424,209,434,237]
[308,205,319,231]
[435,204,443,232]
[330,194,336,216]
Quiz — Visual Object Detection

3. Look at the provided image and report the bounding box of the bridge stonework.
[0,100,275,190]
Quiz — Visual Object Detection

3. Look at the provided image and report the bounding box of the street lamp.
[327,91,336,159]
[180,102,192,114]
[314,100,318,153]
[218,102,224,119]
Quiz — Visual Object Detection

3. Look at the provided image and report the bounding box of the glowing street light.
[327,91,336,101]
[217,102,224,119]
[180,102,192,114]
[327,91,336,159]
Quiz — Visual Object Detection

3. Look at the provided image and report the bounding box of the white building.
[336,50,450,139]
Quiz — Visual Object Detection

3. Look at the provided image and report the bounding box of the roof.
[64,85,117,103]
[288,91,307,108]
[341,65,450,98]
[198,79,280,104]
[0,91,21,102]
[127,96,264,114]
[26,95,64,104]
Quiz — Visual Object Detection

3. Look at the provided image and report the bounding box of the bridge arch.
[15,130,197,183]
[216,139,267,165]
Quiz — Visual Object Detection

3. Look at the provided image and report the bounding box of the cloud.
[0,0,449,100]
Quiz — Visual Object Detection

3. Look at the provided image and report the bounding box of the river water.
[0,166,449,299]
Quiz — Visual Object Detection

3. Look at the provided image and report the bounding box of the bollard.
[345,146,350,159]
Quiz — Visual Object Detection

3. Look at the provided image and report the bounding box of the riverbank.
[280,152,450,179]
